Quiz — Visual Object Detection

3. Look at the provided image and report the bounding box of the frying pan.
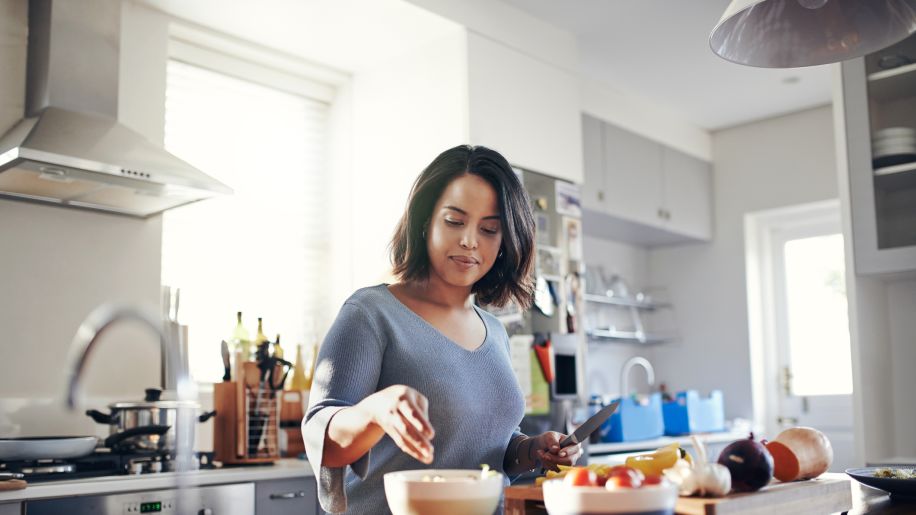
[0,436,98,461]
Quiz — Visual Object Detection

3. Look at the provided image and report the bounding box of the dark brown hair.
[390,145,535,308]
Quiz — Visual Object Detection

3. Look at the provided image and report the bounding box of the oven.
[25,482,254,515]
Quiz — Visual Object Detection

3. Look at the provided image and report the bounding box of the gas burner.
[1,450,215,483]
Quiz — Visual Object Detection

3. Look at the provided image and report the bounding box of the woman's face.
[426,173,503,289]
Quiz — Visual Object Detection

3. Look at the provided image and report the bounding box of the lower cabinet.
[256,477,319,515]
[0,503,20,515]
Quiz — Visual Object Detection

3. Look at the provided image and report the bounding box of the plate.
[846,467,916,501]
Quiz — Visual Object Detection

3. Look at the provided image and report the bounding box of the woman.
[303,145,582,514]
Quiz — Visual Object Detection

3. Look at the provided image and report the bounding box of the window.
[162,53,330,383]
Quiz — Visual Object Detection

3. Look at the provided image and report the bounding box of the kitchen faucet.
[620,356,655,398]
[65,304,197,503]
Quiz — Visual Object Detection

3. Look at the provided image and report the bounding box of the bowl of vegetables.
[542,465,678,515]
[383,466,503,515]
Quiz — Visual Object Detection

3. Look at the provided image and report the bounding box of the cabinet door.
[582,114,606,212]
[255,477,318,515]
[603,123,664,228]
[0,503,20,515]
[467,33,583,183]
[662,147,713,240]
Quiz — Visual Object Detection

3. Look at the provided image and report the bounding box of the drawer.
[255,477,317,515]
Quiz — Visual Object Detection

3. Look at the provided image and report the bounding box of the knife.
[221,340,231,382]
[0,473,24,481]
[559,400,620,448]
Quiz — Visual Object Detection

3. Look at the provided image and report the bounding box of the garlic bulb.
[663,437,732,498]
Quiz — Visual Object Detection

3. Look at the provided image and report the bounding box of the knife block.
[213,380,279,465]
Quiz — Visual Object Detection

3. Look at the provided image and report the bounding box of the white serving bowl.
[383,469,503,515]
[542,479,678,515]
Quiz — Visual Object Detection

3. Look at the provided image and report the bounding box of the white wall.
[0,1,166,437]
[647,106,839,421]
[887,280,916,458]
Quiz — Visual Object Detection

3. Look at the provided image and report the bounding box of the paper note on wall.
[509,334,533,401]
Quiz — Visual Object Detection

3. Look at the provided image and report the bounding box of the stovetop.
[0,450,215,483]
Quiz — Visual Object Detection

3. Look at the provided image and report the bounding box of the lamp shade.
[710,0,916,68]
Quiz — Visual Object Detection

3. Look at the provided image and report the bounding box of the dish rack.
[213,378,280,464]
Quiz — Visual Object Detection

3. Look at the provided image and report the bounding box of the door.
[603,123,663,228]
[582,114,606,213]
[769,209,855,471]
[661,147,712,240]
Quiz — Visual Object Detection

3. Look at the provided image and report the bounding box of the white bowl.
[542,479,678,515]
[383,469,503,515]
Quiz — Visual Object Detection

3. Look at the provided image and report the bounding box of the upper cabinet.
[838,32,916,275]
[466,33,583,184]
[582,114,712,246]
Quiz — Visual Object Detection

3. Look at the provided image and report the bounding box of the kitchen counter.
[587,430,746,455]
[0,458,314,503]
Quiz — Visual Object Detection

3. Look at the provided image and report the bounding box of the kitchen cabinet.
[467,33,583,184]
[838,33,916,275]
[581,114,713,246]
[255,477,319,515]
[0,503,20,515]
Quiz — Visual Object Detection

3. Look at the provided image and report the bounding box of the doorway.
[745,199,855,471]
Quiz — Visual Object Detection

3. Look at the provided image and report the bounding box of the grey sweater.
[302,284,526,514]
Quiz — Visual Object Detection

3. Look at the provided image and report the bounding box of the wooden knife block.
[213,380,279,465]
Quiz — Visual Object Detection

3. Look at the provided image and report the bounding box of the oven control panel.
[25,482,254,515]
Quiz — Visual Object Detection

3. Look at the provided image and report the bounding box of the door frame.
[744,199,842,438]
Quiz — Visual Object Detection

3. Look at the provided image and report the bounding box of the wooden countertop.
[505,473,915,515]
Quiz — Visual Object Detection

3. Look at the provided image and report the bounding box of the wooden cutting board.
[504,474,852,515]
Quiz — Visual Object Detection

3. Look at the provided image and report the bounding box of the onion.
[717,433,774,492]
[765,427,833,481]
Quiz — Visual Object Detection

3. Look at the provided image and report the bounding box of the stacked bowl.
[872,127,916,168]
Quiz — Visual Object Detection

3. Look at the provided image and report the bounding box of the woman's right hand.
[366,385,436,464]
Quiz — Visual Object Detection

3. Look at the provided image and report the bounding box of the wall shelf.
[868,62,916,103]
[585,293,670,310]
[587,328,674,345]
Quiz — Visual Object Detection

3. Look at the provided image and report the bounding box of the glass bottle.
[230,311,251,362]
[289,344,308,391]
[274,333,284,359]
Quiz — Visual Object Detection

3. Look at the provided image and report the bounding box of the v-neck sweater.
[302,284,526,514]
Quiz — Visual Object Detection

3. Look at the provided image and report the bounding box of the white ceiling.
[499,0,834,130]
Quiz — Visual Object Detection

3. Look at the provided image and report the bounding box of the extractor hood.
[0,0,232,218]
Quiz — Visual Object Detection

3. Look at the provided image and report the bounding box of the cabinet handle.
[657,208,665,219]
[665,210,672,220]
[597,191,604,201]
[270,491,307,500]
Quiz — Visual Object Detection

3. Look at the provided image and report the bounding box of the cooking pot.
[86,388,215,452]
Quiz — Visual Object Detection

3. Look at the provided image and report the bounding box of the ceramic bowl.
[542,479,678,515]
[383,469,503,515]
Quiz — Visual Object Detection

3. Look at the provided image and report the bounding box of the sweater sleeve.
[302,301,385,514]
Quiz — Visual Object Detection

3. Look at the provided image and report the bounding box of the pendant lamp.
[709,0,916,68]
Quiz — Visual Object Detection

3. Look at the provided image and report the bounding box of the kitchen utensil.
[560,400,620,448]
[384,469,503,515]
[846,467,916,501]
[0,479,26,492]
[221,340,231,382]
[85,388,215,453]
[0,436,98,461]
[102,425,171,452]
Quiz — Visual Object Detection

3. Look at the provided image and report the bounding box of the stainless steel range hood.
[0,0,231,218]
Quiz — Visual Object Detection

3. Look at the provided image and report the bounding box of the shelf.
[868,62,916,103]
[874,161,916,190]
[585,293,669,310]
[586,329,674,344]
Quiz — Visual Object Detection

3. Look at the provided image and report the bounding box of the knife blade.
[560,400,620,448]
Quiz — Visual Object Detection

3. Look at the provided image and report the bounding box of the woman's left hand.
[530,432,582,471]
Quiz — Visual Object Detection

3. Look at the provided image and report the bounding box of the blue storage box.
[662,390,725,435]
[599,393,665,442]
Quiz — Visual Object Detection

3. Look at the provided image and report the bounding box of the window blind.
[162,59,329,382]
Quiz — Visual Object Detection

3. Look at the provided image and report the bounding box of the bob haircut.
[390,145,535,308]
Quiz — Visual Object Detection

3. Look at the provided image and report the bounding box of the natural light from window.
[782,233,853,396]
[162,59,329,383]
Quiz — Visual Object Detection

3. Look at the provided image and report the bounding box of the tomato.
[643,474,666,486]
[564,467,598,487]
[604,466,644,489]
